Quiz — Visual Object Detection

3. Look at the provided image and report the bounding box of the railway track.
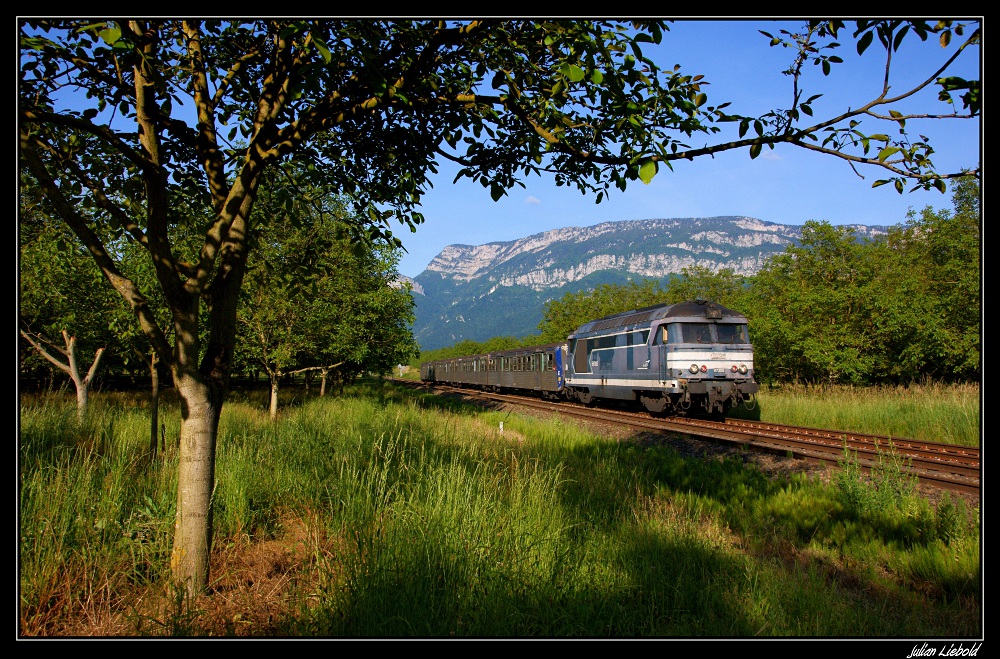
[400,380,980,496]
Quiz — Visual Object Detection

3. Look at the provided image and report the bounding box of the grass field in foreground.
[19,380,980,637]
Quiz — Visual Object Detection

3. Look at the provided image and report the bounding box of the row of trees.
[20,19,977,596]
[520,178,980,386]
[746,179,979,385]
[234,174,417,418]
[20,176,418,420]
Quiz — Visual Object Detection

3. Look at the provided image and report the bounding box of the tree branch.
[19,329,71,376]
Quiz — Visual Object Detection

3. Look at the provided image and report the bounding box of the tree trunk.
[65,331,103,422]
[269,374,280,420]
[170,373,220,598]
[167,288,233,598]
[74,383,89,422]
[149,352,160,457]
[135,345,162,457]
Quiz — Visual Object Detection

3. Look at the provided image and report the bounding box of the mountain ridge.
[409,216,888,351]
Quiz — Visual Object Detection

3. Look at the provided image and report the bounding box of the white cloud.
[524,196,541,205]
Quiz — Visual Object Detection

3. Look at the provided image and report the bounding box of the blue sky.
[395,19,981,278]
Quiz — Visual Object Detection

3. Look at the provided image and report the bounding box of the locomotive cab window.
[717,324,750,345]
[654,324,678,345]
[664,322,715,344]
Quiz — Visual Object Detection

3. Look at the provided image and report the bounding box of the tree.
[886,178,980,381]
[238,189,417,419]
[742,177,980,386]
[238,214,334,420]
[21,170,178,448]
[20,176,116,418]
[746,222,881,384]
[18,19,979,596]
[19,330,105,421]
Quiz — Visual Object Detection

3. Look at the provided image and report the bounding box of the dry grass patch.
[25,511,350,638]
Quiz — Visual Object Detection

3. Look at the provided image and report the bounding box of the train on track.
[420,299,759,417]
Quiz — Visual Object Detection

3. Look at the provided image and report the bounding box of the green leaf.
[313,37,332,64]
[749,143,762,159]
[877,146,899,162]
[567,65,585,82]
[872,179,890,188]
[893,25,909,52]
[638,159,656,184]
[98,26,121,46]
[857,30,874,55]
[490,183,505,201]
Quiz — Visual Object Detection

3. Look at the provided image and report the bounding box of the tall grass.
[19,381,981,637]
[733,381,980,446]
[19,394,177,634]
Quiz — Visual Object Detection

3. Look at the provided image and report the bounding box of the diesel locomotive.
[420,299,759,417]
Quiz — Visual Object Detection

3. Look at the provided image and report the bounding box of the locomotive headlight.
[731,365,738,373]
[689,364,699,374]
[739,364,748,374]
[700,365,708,373]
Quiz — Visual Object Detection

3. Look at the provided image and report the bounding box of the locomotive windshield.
[661,322,750,345]
[716,324,750,345]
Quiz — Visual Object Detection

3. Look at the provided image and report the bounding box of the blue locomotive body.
[420,299,759,417]
[564,299,758,416]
